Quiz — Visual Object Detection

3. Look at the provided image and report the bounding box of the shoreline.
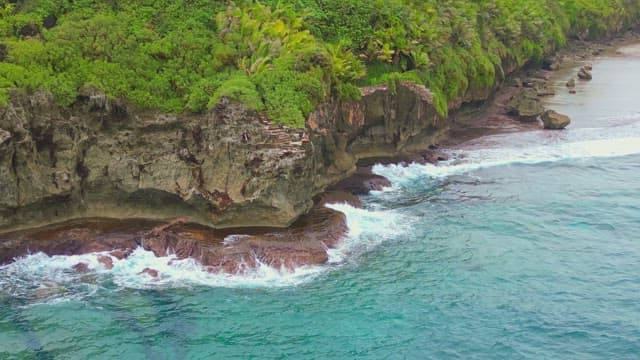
[1,32,638,275]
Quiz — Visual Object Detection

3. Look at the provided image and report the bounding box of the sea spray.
[0,204,411,300]
[374,122,640,186]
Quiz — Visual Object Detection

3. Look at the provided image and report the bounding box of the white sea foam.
[0,204,409,299]
[373,124,640,186]
[0,248,328,299]
[325,203,410,263]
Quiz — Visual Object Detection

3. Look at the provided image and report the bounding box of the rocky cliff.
[0,82,445,232]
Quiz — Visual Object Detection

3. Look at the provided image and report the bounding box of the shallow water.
[2,47,640,359]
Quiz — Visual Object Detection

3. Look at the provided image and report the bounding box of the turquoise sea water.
[2,49,640,359]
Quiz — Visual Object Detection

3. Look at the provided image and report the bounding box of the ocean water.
[2,50,640,359]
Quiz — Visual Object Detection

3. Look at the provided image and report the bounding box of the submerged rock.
[97,255,114,269]
[72,262,90,273]
[536,86,556,97]
[566,78,576,88]
[140,268,159,278]
[541,110,571,130]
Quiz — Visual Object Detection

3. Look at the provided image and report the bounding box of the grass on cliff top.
[1,0,639,127]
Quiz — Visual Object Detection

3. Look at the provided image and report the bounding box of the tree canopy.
[1,0,639,127]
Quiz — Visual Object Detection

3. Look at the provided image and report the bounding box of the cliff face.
[0,82,445,232]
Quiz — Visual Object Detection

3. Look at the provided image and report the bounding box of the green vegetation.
[1,0,639,127]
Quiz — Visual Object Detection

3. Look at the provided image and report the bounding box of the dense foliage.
[1,0,639,127]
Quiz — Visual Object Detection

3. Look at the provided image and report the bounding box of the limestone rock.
[507,89,545,120]
[541,110,571,130]
[509,77,523,88]
[578,67,592,80]
[140,268,159,278]
[0,82,445,232]
[72,262,90,273]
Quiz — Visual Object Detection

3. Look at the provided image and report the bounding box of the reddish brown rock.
[110,249,132,260]
[72,262,90,273]
[0,219,142,265]
[0,206,349,274]
[140,268,159,278]
[97,255,114,269]
[140,206,348,274]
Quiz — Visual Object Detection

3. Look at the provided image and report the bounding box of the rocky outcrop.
[0,205,348,273]
[578,66,593,80]
[541,110,571,129]
[506,89,545,120]
[0,82,445,232]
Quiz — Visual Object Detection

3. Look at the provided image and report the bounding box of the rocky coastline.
[1,31,638,275]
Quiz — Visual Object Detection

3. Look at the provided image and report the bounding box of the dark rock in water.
[140,268,159,278]
[110,249,132,260]
[330,172,391,195]
[72,262,90,273]
[566,78,576,88]
[578,67,593,80]
[583,63,593,71]
[541,110,571,130]
[569,89,577,94]
[507,89,545,120]
[356,147,446,167]
[97,255,114,269]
